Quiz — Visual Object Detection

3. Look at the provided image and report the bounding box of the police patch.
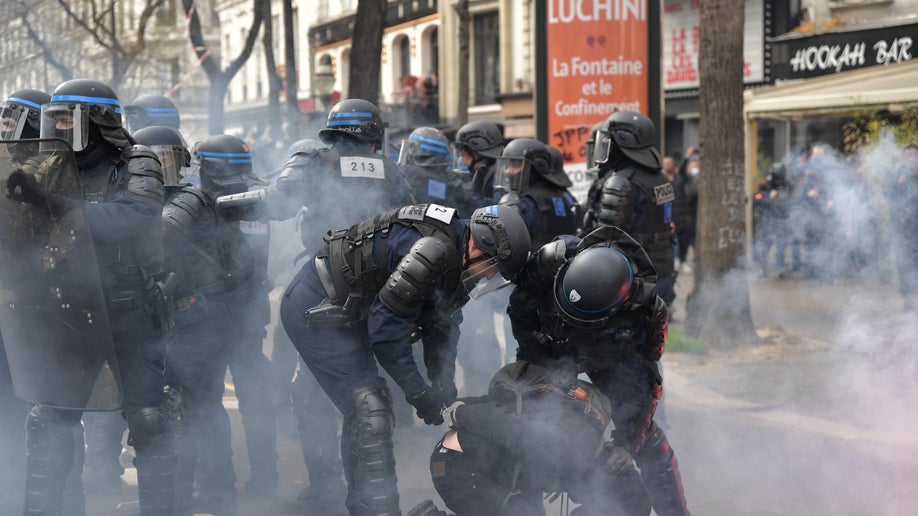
[654,182,675,205]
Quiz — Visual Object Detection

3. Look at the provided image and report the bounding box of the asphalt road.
[40,266,918,515]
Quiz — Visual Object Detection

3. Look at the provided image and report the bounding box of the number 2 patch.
[340,157,385,179]
[425,203,456,223]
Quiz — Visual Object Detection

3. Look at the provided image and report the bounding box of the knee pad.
[350,380,394,437]
[125,406,171,448]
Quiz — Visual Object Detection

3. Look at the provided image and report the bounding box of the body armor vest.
[318,203,462,317]
[277,146,412,252]
[523,183,579,249]
[81,151,164,293]
[605,166,674,277]
[163,186,250,296]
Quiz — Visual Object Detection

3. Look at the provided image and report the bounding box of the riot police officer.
[507,226,690,516]
[452,121,504,211]
[494,138,578,249]
[398,126,471,214]
[133,127,239,514]
[1,89,50,141]
[8,79,175,516]
[585,111,675,305]
[216,100,413,512]
[193,134,282,499]
[422,361,651,516]
[279,203,530,516]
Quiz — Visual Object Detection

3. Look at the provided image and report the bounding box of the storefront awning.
[744,58,918,119]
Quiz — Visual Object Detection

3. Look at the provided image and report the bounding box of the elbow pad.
[598,174,632,228]
[643,296,668,362]
[379,237,457,317]
[162,186,208,236]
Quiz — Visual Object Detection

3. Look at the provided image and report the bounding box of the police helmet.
[496,138,552,192]
[192,134,263,194]
[133,126,190,187]
[546,145,573,188]
[1,89,51,140]
[553,246,635,329]
[593,111,661,170]
[398,126,452,167]
[40,79,129,152]
[454,120,503,159]
[318,99,384,145]
[468,204,531,281]
[123,94,181,133]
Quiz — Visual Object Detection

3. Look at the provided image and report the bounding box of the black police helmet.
[124,94,181,132]
[455,120,503,159]
[50,79,122,128]
[192,134,263,193]
[553,246,635,328]
[546,145,573,187]
[469,204,531,280]
[595,111,661,170]
[41,79,130,152]
[1,89,51,140]
[318,99,384,145]
[400,126,451,167]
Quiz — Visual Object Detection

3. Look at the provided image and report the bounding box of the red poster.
[546,0,650,168]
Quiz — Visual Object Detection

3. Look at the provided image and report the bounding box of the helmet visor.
[460,255,511,299]
[0,103,30,140]
[40,103,88,152]
[592,131,613,165]
[495,156,531,192]
[150,144,188,186]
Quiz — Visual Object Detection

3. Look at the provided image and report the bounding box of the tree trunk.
[182,0,264,135]
[683,0,757,348]
[262,0,282,137]
[454,0,470,126]
[349,0,385,102]
[282,0,299,141]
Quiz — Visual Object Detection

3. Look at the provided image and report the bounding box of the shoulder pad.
[163,186,208,234]
[122,144,158,162]
[522,239,567,290]
[124,145,165,181]
[379,236,458,317]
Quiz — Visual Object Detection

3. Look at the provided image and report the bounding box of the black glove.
[406,388,445,425]
[6,169,77,216]
[6,169,46,206]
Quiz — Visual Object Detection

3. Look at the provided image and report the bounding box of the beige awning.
[744,58,918,119]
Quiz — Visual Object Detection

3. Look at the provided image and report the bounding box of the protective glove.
[440,400,465,428]
[406,388,445,425]
[6,169,77,216]
[6,169,46,206]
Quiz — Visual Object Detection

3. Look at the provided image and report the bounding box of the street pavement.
[65,264,918,515]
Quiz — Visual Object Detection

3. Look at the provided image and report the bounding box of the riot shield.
[0,139,121,410]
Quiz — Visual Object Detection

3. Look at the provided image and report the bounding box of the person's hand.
[406,389,445,425]
[441,400,465,428]
[6,169,46,206]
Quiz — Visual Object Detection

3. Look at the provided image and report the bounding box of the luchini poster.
[545,0,650,198]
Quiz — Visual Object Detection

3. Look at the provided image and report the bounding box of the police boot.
[127,406,178,516]
[348,380,400,516]
[23,406,82,516]
[633,423,691,516]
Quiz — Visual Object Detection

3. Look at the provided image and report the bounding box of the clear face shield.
[0,103,30,140]
[40,103,89,152]
[495,156,531,193]
[398,136,454,168]
[459,255,511,300]
[592,131,613,166]
[122,105,150,134]
[150,144,188,187]
[450,142,472,174]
